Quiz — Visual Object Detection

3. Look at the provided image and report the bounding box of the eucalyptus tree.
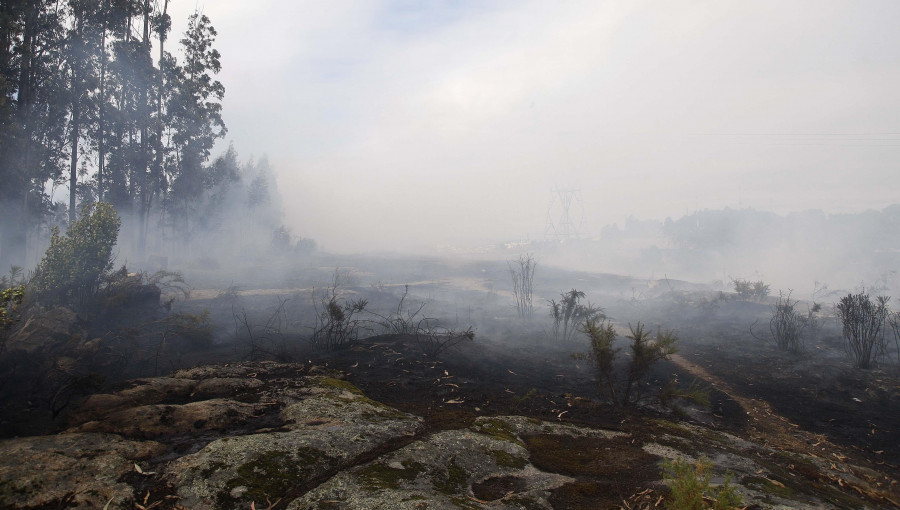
[164,12,226,244]
[0,0,67,268]
[0,3,228,265]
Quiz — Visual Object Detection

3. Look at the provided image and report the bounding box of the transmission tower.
[545,188,582,240]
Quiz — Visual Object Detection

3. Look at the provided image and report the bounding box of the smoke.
[531,206,900,299]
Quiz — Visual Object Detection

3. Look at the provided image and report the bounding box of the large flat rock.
[0,433,165,508]
[166,378,423,509]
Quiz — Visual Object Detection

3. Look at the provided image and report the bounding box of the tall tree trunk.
[5,3,39,267]
[69,70,80,225]
[68,9,83,225]
[148,0,168,249]
[97,8,107,202]
[138,0,150,253]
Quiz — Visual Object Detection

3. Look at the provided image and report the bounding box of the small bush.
[29,202,121,310]
[508,254,536,318]
[169,311,213,346]
[768,293,820,353]
[837,293,889,368]
[310,271,369,350]
[0,284,25,350]
[888,310,900,364]
[550,289,604,343]
[236,298,298,362]
[658,377,711,413]
[414,319,475,358]
[575,319,679,407]
[578,318,619,403]
[0,285,24,328]
[624,323,678,405]
[661,456,742,510]
[370,284,427,335]
[731,278,770,301]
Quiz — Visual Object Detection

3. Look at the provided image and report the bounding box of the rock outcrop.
[0,433,165,508]
[5,307,82,353]
[0,361,895,509]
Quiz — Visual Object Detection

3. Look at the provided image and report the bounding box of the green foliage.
[100,267,182,311]
[145,270,191,308]
[575,318,620,404]
[0,284,25,330]
[731,278,770,301]
[661,456,742,510]
[624,323,678,404]
[167,12,226,192]
[1,266,27,332]
[658,377,711,415]
[550,289,604,342]
[575,320,679,406]
[169,311,213,346]
[29,202,121,309]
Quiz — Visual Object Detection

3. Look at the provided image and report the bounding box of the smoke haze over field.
[166,1,900,254]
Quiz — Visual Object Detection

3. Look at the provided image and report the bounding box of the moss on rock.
[358,460,426,490]
[218,447,326,508]
[313,376,364,395]
[486,448,527,470]
[432,458,468,494]
[471,418,523,446]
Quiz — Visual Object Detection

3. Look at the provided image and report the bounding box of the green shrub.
[550,289,604,342]
[1,266,26,330]
[624,323,678,404]
[30,202,121,309]
[577,318,619,403]
[731,278,770,301]
[169,311,213,346]
[662,456,742,510]
[575,320,680,407]
[0,284,24,330]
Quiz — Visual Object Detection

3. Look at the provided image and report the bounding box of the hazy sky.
[168,1,900,253]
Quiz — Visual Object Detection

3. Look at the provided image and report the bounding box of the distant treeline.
[0,1,297,269]
[600,206,900,292]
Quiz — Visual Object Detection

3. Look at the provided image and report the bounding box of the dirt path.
[670,353,900,507]
[671,354,816,450]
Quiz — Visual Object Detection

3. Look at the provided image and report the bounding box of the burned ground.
[1,255,899,508]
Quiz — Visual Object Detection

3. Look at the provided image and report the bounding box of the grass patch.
[317,391,410,420]
[649,418,691,436]
[472,418,522,445]
[314,376,364,395]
